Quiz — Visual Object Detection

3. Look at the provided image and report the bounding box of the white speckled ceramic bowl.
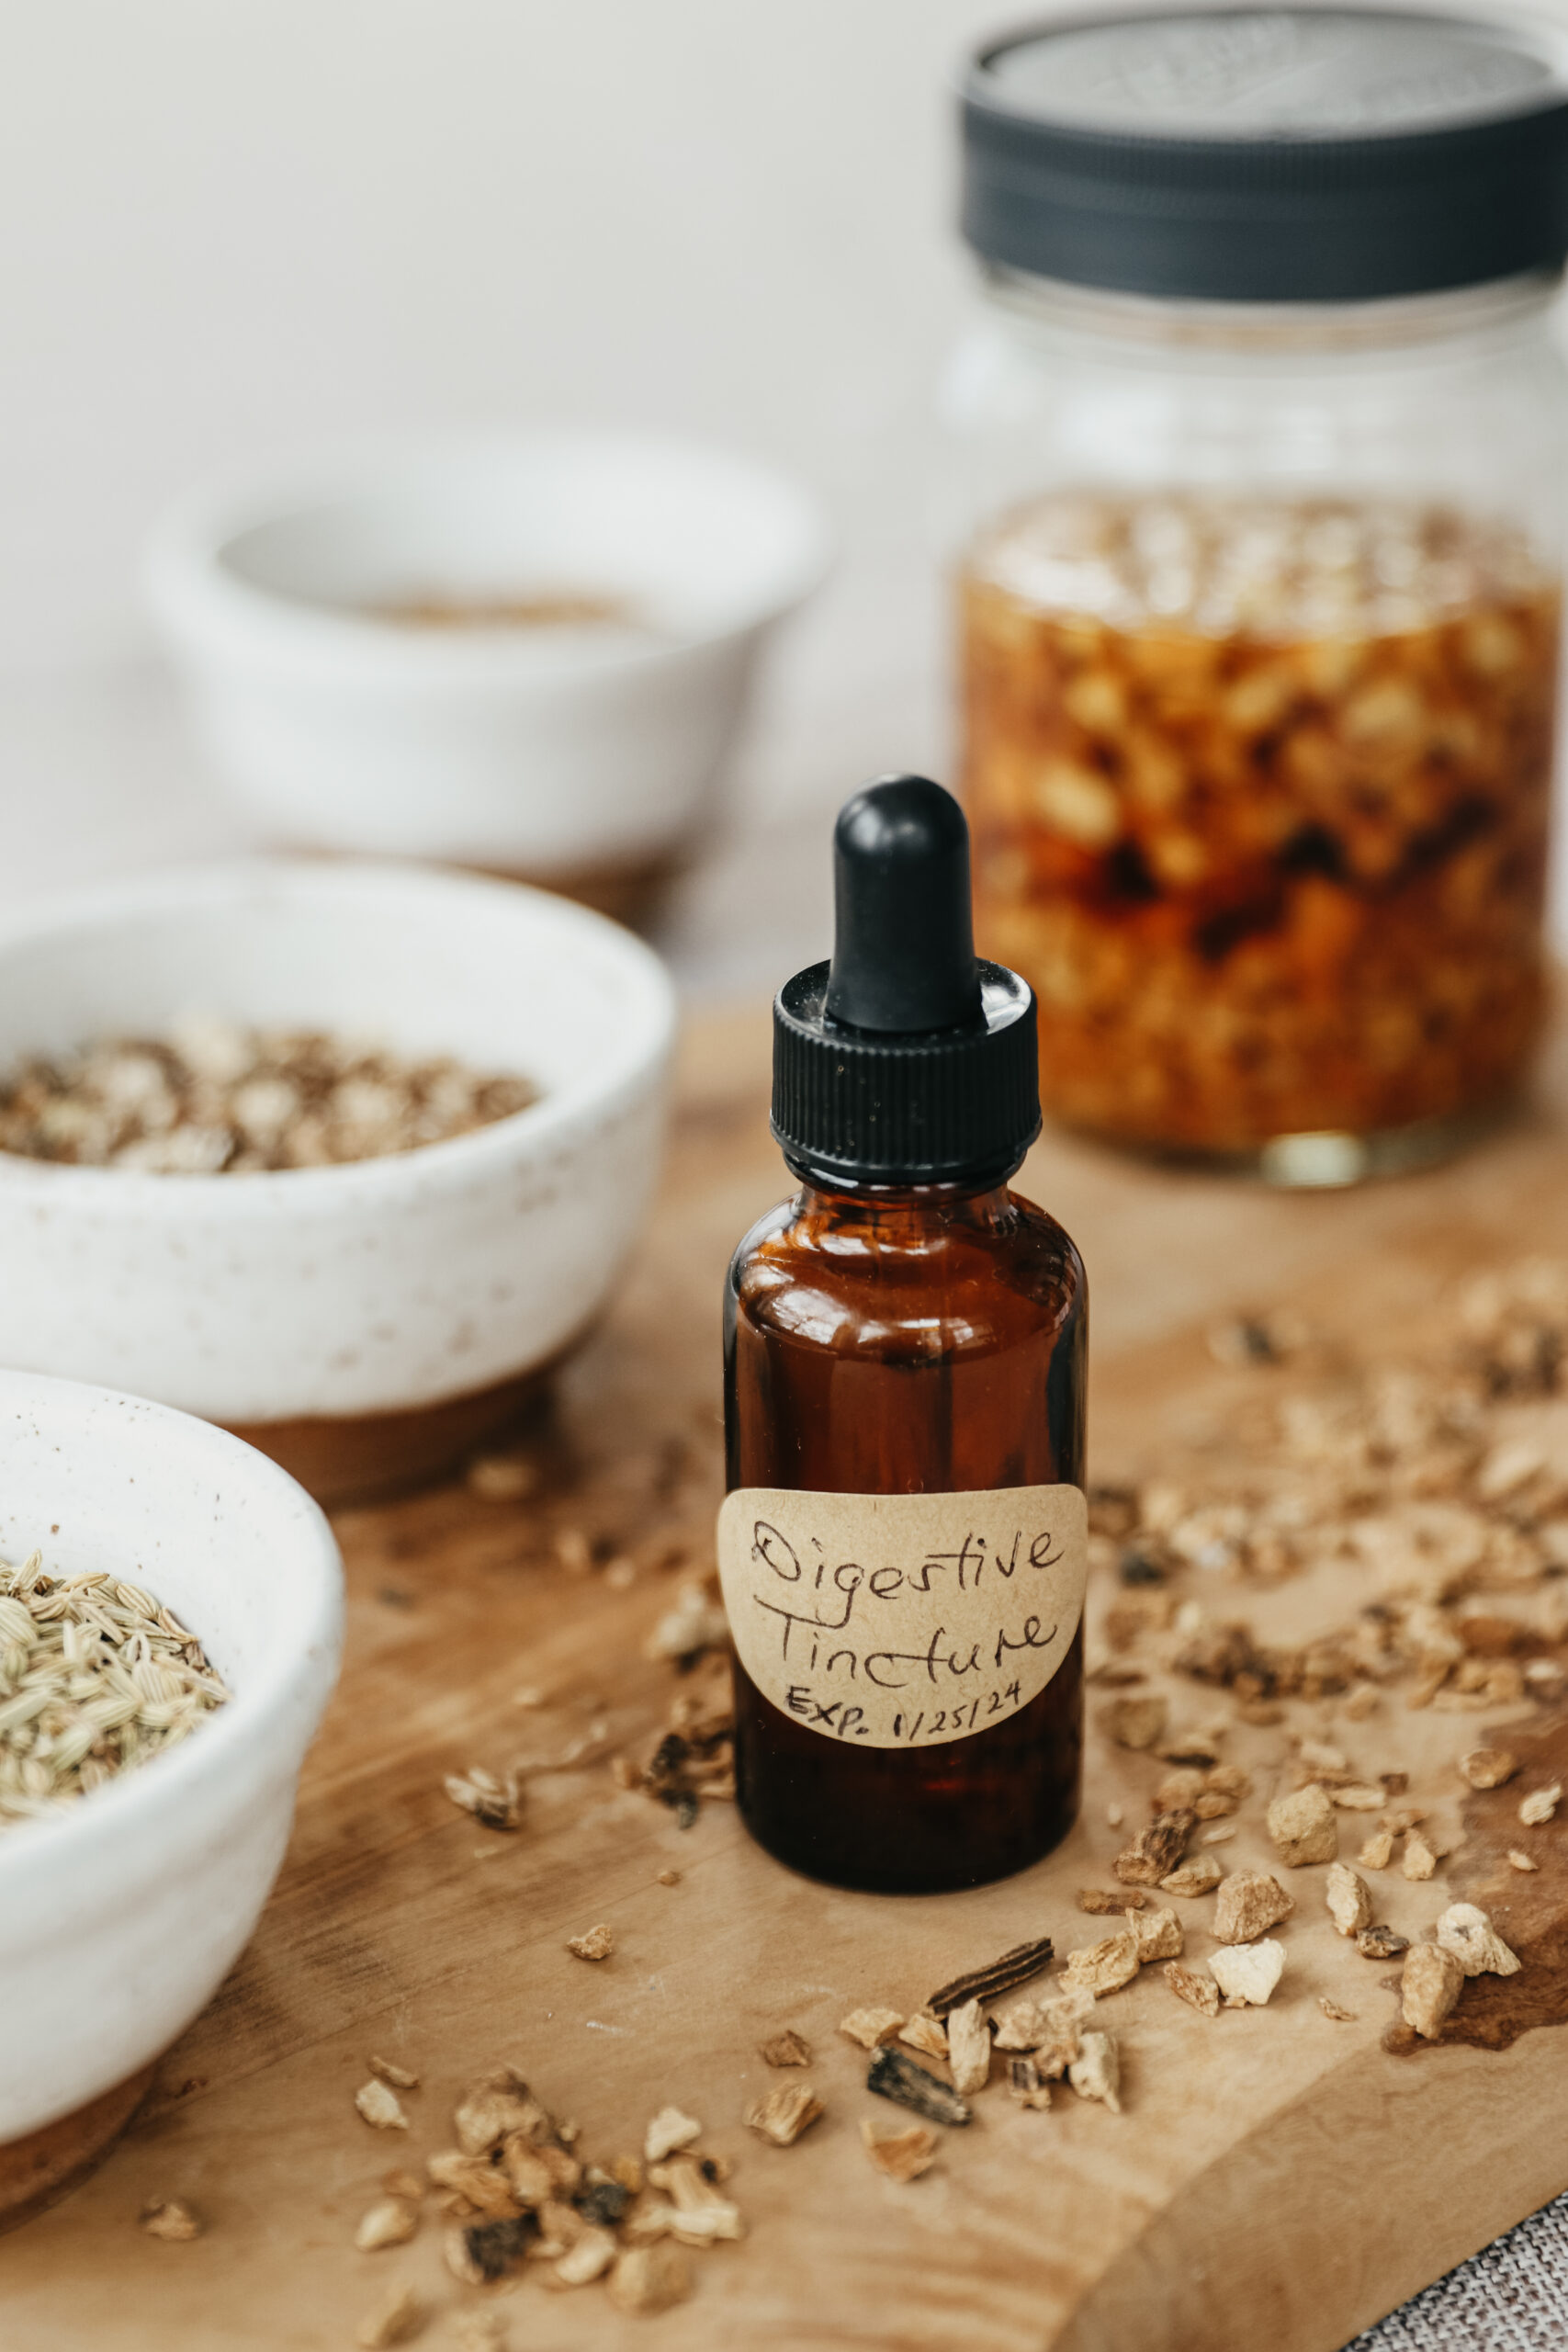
[0,861,676,1499]
[0,1368,342,2194]
[145,431,832,920]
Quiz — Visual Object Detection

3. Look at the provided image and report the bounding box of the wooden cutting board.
[6,1002,1568,2352]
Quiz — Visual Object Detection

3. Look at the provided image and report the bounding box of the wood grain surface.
[6,1002,1568,2352]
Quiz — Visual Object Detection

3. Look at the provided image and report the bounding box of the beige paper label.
[716,1485,1087,1750]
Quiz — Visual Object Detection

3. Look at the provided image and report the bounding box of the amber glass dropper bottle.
[719,775,1087,1894]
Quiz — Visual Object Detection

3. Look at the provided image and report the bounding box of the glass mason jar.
[951,8,1568,1181]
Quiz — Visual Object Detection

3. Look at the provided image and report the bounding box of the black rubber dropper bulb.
[824,775,985,1035]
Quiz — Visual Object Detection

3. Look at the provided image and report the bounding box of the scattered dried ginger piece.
[1519,1782,1562,1826]
[746,2082,824,2147]
[1402,1942,1465,2039]
[1100,1692,1168,1750]
[1402,1831,1438,1882]
[899,2011,949,2061]
[1132,1905,1183,1962]
[760,2030,811,2068]
[1357,1924,1408,1960]
[369,2055,419,2090]
[607,2243,693,2315]
[945,1997,993,2097]
[990,1991,1089,2071]
[862,2120,941,2179]
[356,2281,426,2348]
[139,2198,202,2242]
[643,2107,702,2164]
[1267,1783,1337,1867]
[1358,1828,1395,1871]
[1210,1939,1285,2008]
[1325,1862,1373,1938]
[1435,1901,1521,1978]
[1213,1871,1294,1945]
[566,1924,614,1962]
[1461,1747,1518,1790]
[356,2199,419,2252]
[1067,2030,1122,2112]
[1509,1849,1540,1872]
[1113,1808,1195,1886]
[551,2226,617,2287]
[1160,1854,1222,1898]
[355,2079,410,2132]
[1063,1930,1141,1999]
[839,2006,904,2050]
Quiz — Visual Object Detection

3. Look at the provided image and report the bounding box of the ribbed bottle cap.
[771,777,1041,1187]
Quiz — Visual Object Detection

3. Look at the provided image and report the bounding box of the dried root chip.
[1402,1943,1465,2039]
[1461,1747,1518,1791]
[1163,1962,1220,2018]
[1319,1997,1357,2022]
[1330,1783,1390,1813]
[356,2199,419,2252]
[1100,1692,1168,1750]
[1358,1828,1395,1872]
[550,2226,618,2287]
[760,2030,811,2068]
[862,2119,942,2177]
[1132,1905,1183,1963]
[1113,1809,1195,1886]
[1067,2030,1122,2112]
[1519,1782,1562,1826]
[428,2151,522,2219]
[1509,1849,1541,1872]
[1210,1939,1285,2008]
[1005,2056,1053,2109]
[357,2280,426,2348]
[1402,1831,1438,1882]
[565,1924,614,1962]
[608,2243,693,2315]
[139,2198,202,2242]
[644,2107,702,2164]
[1079,1887,1145,1915]
[839,2007,905,2050]
[945,1997,993,2097]
[444,1770,521,1832]
[1325,1862,1373,1938]
[746,2082,824,2147]
[1356,1924,1409,1960]
[1213,1870,1294,1946]
[454,2074,549,2156]
[990,1990,1089,2069]
[355,2079,410,2132]
[927,1934,1055,2017]
[1267,1783,1338,1868]
[1435,1901,1522,1978]
[369,2055,420,2090]
[1160,1855,1222,1898]
[866,2044,971,2127]
[899,2011,949,2061]
[1063,1929,1142,1999]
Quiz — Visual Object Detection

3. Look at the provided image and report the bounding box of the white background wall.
[1,0,1565,990]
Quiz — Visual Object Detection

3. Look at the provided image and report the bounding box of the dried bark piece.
[1402,1943,1465,2039]
[927,1934,1055,2018]
[1113,1809,1195,1886]
[1213,1871,1294,1946]
[1067,2030,1122,2112]
[1160,1855,1222,1898]
[839,2007,905,2050]
[643,2108,702,2163]
[1210,1939,1285,2008]
[862,2120,942,2177]
[355,2080,410,2132]
[759,2030,811,2068]
[945,1997,993,2097]
[1063,1929,1142,1999]
[608,2243,693,2315]
[369,2055,420,2090]
[1358,1828,1395,1871]
[1519,1782,1562,1826]
[551,2227,617,2287]
[356,2281,426,2348]
[356,2199,419,2252]
[899,2012,949,2061]
[746,2082,824,2147]
[1163,1962,1220,2018]
[1461,1747,1518,1790]
[1402,1830,1438,1881]
[1267,1783,1338,1868]
[1435,1901,1522,1978]
[866,2044,972,2126]
[139,2198,202,2242]
[566,1924,614,1962]
[1357,1924,1409,1960]
[1005,2057,1053,2109]
[1509,1849,1540,1871]
[1319,1998,1357,2022]
[1079,1887,1146,1915]
[1100,1692,1168,1750]
[1131,1905,1183,1963]
[1325,1862,1373,1938]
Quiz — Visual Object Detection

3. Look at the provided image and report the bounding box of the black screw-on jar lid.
[772,777,1041,1189]
[962,7,1568,302]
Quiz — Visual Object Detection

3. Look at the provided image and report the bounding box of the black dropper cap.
[772,775,1041,1187]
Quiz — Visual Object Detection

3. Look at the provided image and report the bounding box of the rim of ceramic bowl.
[0,1369,344,1905]
[144,427,835,689]
[0,859,679,1216]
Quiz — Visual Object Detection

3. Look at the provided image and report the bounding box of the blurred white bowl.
[0,860,676,1498]
[145,431,832,904]
[0,1368,342,2151]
